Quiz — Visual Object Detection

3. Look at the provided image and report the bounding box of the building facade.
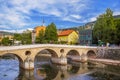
[0,34,13,42]
[58,30,79,44]
[79,23,94,45]
[34,26,46,37]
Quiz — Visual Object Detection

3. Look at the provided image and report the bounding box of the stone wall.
[97,49,120,60]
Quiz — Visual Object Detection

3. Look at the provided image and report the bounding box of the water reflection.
[0,58,120,80]
[0,59,19,80]
[35,63,59,80]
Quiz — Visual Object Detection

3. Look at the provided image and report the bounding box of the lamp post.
[32,30,36,44]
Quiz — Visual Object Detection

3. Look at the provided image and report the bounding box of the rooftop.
[58,30,74,36]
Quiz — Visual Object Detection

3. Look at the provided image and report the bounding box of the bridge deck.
[0,44,97,51]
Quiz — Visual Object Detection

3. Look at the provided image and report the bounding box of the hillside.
[114,15,120,18]
[0,31,14,35]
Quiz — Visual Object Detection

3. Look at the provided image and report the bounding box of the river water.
[0,58,120,80]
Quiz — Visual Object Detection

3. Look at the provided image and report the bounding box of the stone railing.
[0,44,97,51]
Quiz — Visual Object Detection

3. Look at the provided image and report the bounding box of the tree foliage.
[14,33,22,41]
[1,37,10,46]
[21,32,32,44]
[44,22,58,43]
[93,8,117,44]
[14,32,32,44]
[114,18,120,44]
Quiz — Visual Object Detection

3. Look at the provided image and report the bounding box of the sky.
[0,0,120,33]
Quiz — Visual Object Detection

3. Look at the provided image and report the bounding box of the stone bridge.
[0,44,97,69]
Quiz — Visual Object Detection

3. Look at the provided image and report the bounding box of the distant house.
[0,34,13,42]
[58,30,79,44]
[79,23,94,45]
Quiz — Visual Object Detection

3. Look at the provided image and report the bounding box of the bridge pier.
[51,56,67,65]
[23,57,34,70]
[67,55,81,62]
[67,55,88,62]
[51,58,67,65]
[81,54,88,62]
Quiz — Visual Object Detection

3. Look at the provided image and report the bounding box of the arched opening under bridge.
[34,49,58,67]
[0,53,23,80]
[66,50,80,63]
[87,50,96,59]
[34,49,59,79]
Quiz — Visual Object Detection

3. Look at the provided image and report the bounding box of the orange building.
[34,26,46,37]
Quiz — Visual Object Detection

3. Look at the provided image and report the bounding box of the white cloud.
[70,14,82,19]
[0,0,88,28]
[0,29,25,33]
[63,16,81,23]
[89,17,96,22]
[0,25,10,29]
[2,0,119,30]
[114,11,120,15]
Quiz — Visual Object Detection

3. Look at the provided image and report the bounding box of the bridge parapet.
[0,44,97,51]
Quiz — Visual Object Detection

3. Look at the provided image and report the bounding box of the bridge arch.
[87,50,96,58]
[66,50,80,56]
[66,50,80,62]
[35,49,59,58]
[0,53,24,68]
[34,48,59,64]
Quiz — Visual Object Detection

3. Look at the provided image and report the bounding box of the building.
[79,23,94,45]
[34,26,46,37]
[31,24,46,44]
[58,30,79,44]
[0,34,13,42]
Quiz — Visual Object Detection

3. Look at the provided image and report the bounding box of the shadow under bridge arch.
[66,50,81,62]
[87,50,96,59]
[34,49,59,65]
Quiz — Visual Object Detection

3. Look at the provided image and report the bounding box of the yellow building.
[34,26,46,37]
[0,34,3,42]
[0,34,13,42]
[58,30,79,44]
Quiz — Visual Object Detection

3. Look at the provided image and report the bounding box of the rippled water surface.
[0,58,120,80]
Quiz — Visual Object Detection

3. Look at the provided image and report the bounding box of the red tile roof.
[58,30,74,36]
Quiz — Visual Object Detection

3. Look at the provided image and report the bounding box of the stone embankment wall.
[97,48,120,60]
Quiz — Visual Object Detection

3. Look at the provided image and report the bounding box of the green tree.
[93,8,116,44]
[44,22,58,43]
[14,33,22,41]
[114,18,120,45]
[1,37,10,46]
[14,32,32,45]
[21,32,32,44]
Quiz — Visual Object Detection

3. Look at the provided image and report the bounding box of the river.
[0,57,120,80]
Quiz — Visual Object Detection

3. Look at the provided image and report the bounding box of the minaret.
[42,18,45,26]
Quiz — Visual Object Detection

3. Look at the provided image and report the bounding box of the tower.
[42,18,45,26]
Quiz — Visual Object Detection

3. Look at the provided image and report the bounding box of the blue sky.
[0,0,120,33]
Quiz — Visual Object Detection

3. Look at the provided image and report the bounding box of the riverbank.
[88,58,120,66]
